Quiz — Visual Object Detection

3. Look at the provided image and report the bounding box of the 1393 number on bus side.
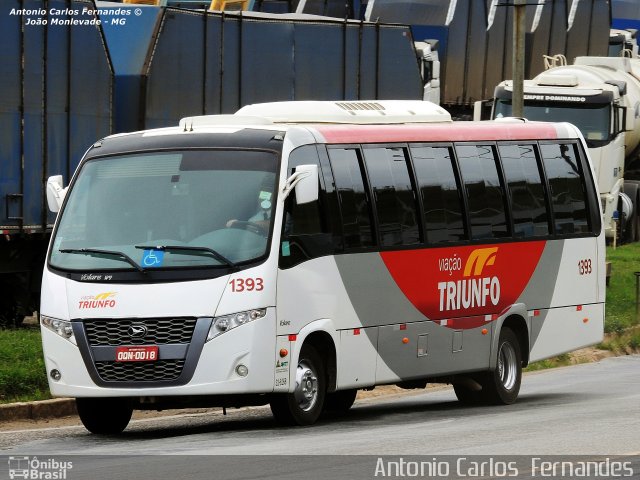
[578,259,592,275]
[230,277,264,292]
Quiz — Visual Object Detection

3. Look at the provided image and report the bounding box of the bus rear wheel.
[481,328,522,405]
[270,345,326,426]
[76,397,133,434]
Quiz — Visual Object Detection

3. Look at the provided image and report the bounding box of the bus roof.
[180,101,452,127]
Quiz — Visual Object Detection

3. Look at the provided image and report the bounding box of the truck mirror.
[46,175,67,213]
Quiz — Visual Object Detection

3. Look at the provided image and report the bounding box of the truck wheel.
[76,397,132,434]
[622,183,640,243]
[270,345,326,426]
[481,328,522,405]
[323,389,357,414]
[634,191,640,242]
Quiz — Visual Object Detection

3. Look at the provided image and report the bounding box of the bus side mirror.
[282,164,319,205]
[46,175,67,213]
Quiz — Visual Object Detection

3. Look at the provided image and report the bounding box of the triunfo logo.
[78,292,117,309]
[438,247,500,312]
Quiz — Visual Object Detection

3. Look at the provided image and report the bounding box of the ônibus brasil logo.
[78,291,117,309]
[437,247,500,312]
[8,456,73,479]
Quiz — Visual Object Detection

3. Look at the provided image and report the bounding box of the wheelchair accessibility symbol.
[141,249,165,267]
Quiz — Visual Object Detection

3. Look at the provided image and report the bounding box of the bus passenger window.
[499,144,550,238]
[456,144,509,240]
[411,145,467,244]
[539,143,590,235]
[362,147,420,247]
[328,148,375,249]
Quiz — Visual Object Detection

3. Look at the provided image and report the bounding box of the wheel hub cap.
[498,342,517,391]
[294,362,318,412]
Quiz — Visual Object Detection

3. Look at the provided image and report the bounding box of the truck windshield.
[494,100,611,145]
[49,149,278,272]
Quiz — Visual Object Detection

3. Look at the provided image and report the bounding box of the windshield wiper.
[134,245,236,268]
[59,248,145,273]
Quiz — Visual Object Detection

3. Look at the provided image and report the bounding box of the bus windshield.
[49,149,278,272]
[494,100,611,145]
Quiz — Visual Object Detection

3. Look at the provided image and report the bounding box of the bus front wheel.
[482,327,522,405]
[270,345,326,426]
[76,397,133,434]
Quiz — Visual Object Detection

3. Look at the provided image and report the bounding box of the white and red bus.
[40,101,604,433]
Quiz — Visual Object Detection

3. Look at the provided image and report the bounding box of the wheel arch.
[494,314,530,368]
[299,328,338,393]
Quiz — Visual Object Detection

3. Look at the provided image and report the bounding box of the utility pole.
[512,0,526,118]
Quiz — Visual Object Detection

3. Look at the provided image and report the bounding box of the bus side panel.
[276,256,363,336]
[334,253,495,383]
[338,327,378,389]
[375,320,492,384]
[277,256,381,390]
[529,303,604,362]
[528,236,604,361]
[547,238,598,308]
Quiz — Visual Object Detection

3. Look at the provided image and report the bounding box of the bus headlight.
[206,308,267,342]
[41,315,76,345]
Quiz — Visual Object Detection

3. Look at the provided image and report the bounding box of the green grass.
[603,243,640,335]
[0,328,51,403]
[524,353,573,372]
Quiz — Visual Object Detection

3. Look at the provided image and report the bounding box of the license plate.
[115,346,159,362]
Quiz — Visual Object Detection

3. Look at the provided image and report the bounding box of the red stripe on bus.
[314,123,559,144]
[380,241,547,328]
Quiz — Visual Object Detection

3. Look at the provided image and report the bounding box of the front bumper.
[42,309,277,397]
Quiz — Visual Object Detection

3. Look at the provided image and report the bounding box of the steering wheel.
[228,220,268,236]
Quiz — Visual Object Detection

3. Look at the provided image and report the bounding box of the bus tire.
[76,397,132,434]
[482,328,522,405]
[323,389,357,414]
[270,345,326,426]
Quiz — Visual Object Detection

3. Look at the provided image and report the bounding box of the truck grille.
[84,318,197,346]
[95,359,186,382]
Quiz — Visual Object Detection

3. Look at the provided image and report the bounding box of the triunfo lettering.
[438,276,501,311]
[78,292,117,309]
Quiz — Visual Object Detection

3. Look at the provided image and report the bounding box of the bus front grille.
[73,317,211,387]
[95,359,186,382]
[84,318,197,346]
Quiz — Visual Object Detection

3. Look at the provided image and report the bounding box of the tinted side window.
[456,144,509,240]
[499,144,550,238]
[328,148,375,249]
[539,143,589,235]
[362,147,420,247]
[280,145,333,268]
[411,145,467,244]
